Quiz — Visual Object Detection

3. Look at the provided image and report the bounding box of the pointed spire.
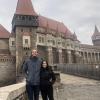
[72,32,77,40]
[92,25,100,38]
[94,25,99,34]
[73,32,76,35]
[92,25,100,41]
[15,0,37,15]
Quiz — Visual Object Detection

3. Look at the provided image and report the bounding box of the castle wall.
[0,56,16,87]
[0,39,9,50]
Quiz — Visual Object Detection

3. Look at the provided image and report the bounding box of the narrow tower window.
[25,39,28,44]
[12,41,15,46]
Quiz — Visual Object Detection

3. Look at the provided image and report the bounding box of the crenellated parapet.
[0,55,15,62]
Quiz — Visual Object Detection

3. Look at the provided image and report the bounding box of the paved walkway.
[53,73,100,100]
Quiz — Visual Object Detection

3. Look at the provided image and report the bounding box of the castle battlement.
[0,55,15,62]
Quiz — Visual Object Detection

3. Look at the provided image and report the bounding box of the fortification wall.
[0,55,16,87]
[0,39,9,50]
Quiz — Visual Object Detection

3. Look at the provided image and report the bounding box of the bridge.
[0,73,100,100]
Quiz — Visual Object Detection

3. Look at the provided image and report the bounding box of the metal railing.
[55,63,100,80]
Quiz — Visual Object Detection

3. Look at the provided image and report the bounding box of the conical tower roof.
[72,32,78,41]
[92,25,100,40]
[94,25,99,34]
[15,0,37,15]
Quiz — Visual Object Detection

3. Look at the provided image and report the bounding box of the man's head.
[31,49,38,57]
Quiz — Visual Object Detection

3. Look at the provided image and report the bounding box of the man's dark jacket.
[23,56,42,85]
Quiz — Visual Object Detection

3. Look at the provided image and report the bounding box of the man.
[23,49,42,100]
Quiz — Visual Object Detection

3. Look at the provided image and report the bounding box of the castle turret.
[72,32,80,43]
[92,25,100,46]
[12,0,38,77]
[72,32,78,40]
[12,0,38,32]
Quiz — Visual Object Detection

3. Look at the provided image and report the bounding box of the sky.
[0,0,100,45]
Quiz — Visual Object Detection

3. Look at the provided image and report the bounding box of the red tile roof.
[0,24,10,38]
[15,0,37,15]
[38,16,72,38]
[38,16,47,28]
[15,0,72,38]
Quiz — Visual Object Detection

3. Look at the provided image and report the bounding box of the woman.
[40,60,56,100]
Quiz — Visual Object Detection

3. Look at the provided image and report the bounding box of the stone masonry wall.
[0,56,16,87]
[0,39,9,50]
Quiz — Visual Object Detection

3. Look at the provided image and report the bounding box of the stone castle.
[0,0,100,86]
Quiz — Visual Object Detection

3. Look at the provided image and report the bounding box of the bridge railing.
[54,63,100,80]
[0,82,27,100]
[0,71,61,100]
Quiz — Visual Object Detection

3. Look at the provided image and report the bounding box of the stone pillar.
[75,51,80,63]
[67,50,72,63]
[86,52,89,63]
[90,53,93,64]
[79,52,83,63]
[78,51,82,63]
[83,52,85,64]
[99,53,100,64]
[97,53,99,63]
[95,53,98,64]
[94,52,97,63]
[98,53,100,63]
[58,48,62,64]
[92,53,95,64]
[88,53,91,64]
[47,47,53,65]
[91,53,93,63]
[31,29,37,50]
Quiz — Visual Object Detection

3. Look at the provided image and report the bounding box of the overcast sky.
[0,0,100,45]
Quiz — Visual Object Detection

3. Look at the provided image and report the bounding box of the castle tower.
[92,25,100,46]
[12,0,39,77]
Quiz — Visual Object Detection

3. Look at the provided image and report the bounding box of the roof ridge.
[38,15,72,36]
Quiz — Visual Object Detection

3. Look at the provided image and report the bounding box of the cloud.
[0,0,100,44]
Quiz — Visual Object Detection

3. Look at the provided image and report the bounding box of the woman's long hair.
[41,60,51,70]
